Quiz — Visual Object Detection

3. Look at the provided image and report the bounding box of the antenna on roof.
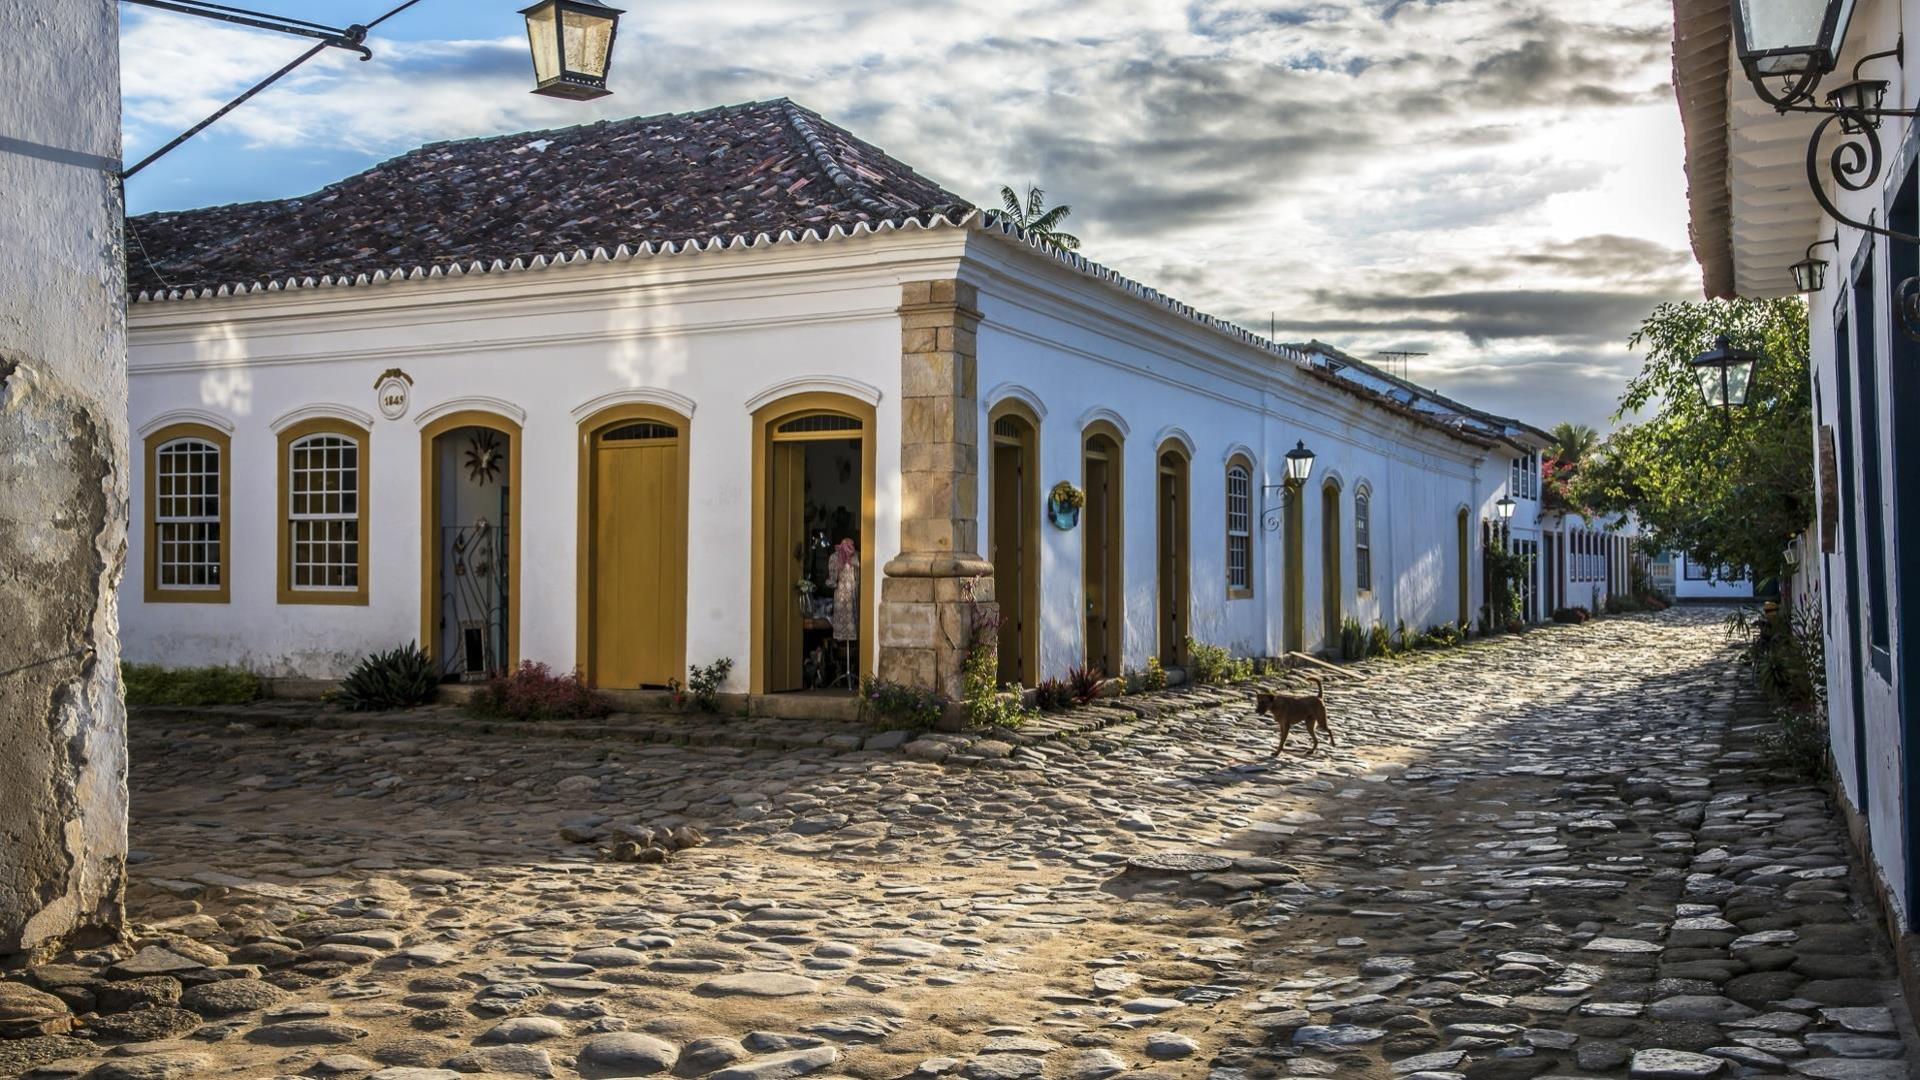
[1375,350,1427,381]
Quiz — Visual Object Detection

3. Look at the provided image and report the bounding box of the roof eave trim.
[1672,0,1738,299]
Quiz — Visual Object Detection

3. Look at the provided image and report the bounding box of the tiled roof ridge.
[776,100,897,219]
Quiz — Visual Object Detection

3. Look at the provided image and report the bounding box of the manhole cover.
[1126,852,1233,873]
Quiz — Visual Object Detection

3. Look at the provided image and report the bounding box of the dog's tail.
[1313,675,1324,699]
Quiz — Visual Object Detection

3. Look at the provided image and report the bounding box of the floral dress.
[828,546,859,641]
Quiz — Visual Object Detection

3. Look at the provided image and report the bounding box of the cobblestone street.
[4,609,1915,1080]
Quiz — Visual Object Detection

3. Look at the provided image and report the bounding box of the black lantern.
[1690,335,1762,410]
[1283,440,1316,485]
[1825,78,1889,131]
[1790,256,1828,292]
[1730,0,1859,106]
[521,0,623,100]
[1494,496,1516,522]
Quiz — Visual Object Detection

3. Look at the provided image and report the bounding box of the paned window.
[1226,461,1252,595]
[1354,489,1372,592]
[153,437,222,591]
[289,433,360,589]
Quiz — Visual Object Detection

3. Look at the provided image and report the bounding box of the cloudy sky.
[119,0,1699,430]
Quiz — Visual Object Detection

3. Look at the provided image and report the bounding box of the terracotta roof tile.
[125,98,968,294]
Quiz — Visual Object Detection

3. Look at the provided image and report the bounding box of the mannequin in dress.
[828,538,859,642]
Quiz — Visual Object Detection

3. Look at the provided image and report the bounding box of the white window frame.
[1226,461,1253,595]
[154,436,222,590]
[287,432,362,592]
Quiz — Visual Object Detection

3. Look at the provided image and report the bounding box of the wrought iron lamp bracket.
[1260,481,1296,534]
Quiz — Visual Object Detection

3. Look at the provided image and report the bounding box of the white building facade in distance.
[125,99,1550,702]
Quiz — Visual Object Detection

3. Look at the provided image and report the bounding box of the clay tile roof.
[124,98,970,294]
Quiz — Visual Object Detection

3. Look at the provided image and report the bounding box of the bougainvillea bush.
[470,662,610,721]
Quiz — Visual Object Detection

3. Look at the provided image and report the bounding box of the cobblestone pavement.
[4,609,1916,1080]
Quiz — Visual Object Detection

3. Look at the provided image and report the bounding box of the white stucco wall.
[967,240,1487,678]
[127,224,1535,697]
[1784,0,1916,924]
[127,233,942,683]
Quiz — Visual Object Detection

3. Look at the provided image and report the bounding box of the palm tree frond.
[999,185,1023,220]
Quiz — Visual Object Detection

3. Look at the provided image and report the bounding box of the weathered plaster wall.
[0,0,129,960]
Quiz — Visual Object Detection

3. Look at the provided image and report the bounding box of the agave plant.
[996,184,1081,251]
[337,641,438,711]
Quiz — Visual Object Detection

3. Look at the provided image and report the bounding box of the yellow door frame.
[1321,477,1342,646]
[576,402,691,688]
[988,399,1042,687]
[1081,420,1126,675]
[1283,484,1305,651]
[1457,506,1471,624]
[748,392,877,694]
[419,411,523,670]
[1156,439,1191,667]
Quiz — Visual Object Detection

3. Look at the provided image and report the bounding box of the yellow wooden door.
[1322,485,1342,644]
[592,436,681,687]
[1083,453,1110,674]
[766,441,806,692]
[1157,454,1188,665]
[992,441,1025,687]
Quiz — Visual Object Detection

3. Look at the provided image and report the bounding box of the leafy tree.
[1572,297,1813,588]
[1547,421,1599,464]
[996,184,1081,251]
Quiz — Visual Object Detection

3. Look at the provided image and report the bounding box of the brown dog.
[1255,678,1334,754]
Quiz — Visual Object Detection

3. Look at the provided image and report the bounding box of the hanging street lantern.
[1284,440,1316,486]
[1690,335,1763,411]
[521,0,624,100]
[1790,242,1831,292]
[1729,0,1859,106]
[1494,496,1516,523]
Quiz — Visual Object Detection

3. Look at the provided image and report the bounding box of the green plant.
[1067,665,1106,704]
[1484,542,1533,625]
[686,657,733,713]
[1339,617,1367,661]
[996,183,1081,250]
[858,678,946,729]
[337,642,438,711]
[959,575,1034,729]
[471,662,610,721]
[1142,656,1168,691]
[1049,480,1085,511]
[1728,601,1826,712]
[1186,637,1233,685]
[1366,622,1392,658]
[1392,619,1411,653]
[1760,705,1830,778]
[1034,678,1075,712]
[121,663,263,707]
[1572,297,1812,585]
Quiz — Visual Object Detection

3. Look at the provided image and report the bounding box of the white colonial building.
[123,99,1588,703]
[1673,0,1920,975]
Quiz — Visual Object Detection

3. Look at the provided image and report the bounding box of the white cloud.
[120,0,1691,430]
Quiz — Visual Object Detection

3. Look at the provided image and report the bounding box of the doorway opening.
[421,413,520,680]
[1156,443,1190,667]
[1321,480,1341,648]
[754,397,874,694]
[989,403,1040,687]
[1284,487,1304,652]
[579,406,688,688]
[1082,423,1125,677]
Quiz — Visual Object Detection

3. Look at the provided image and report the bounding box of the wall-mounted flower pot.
[1048,497,1080,530]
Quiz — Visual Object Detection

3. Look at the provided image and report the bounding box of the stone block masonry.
[0,0,129,962]
[879,280,996,702]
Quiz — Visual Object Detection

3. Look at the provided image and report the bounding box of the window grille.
[288,433,360,589]
[1226,464,1251,592]
[155,438,221,588]
[777,413,861,434]
[602,421,676,441]
[1354,490,1372,591]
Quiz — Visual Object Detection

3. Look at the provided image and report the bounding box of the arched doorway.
[1321,479,1342,648]
[989,401,1040,687]
[750,393,876,694]
[1457,506,1471,625]
[420,410,522,678]
[1081,421,1125,677]
[1284,487,1304,652]
[577,404,689,688]
[1157,441,1190,667]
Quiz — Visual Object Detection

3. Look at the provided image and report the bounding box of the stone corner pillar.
[878,279,997,703]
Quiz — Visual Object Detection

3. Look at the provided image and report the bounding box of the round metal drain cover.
[1126,852,1233,873]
